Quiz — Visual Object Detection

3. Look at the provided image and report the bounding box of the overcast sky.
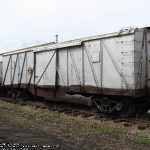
[0,0,150,52]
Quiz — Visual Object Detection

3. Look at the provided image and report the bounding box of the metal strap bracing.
[102,41,129,89]
[56,67,66,86]
[69,49,82,85]
[36,52,56,86]
[11,54,19,87]
[2,55,11,86]
[19,53,27,88]
[84,46,100,87]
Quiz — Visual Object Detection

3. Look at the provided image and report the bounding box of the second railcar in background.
[1,27,150,116]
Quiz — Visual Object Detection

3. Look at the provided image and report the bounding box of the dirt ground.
[0,121,86,150]
[0,99,149,150]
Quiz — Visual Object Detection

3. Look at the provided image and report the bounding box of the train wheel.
[15,91,24,102]
[10,89,29,102]
[135,99,149,116]
[92,97,136,117]
[116,99,136,117]
[9,90,17,102]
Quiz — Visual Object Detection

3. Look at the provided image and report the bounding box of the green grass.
[0,100,66,125]
[137,133,150,145]
[0,100,150,147]
[95,126,113,134]
[94,125,126,138]
[95,126,150,145]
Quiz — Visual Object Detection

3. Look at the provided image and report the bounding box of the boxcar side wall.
[2,55,12,85]
[2,51,35,94]
[56,35,135,97]
[81,35,134,96]
[35,50,56,98]
[2,33,136,98]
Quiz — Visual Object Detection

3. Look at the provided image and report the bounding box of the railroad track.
[0,97,150,130]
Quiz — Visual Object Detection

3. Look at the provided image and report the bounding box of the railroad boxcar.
[1,27,150,116]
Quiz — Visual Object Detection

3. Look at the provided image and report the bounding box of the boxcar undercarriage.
[1,85,149,117]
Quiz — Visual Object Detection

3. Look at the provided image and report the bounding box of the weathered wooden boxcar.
[1,27,150,116]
